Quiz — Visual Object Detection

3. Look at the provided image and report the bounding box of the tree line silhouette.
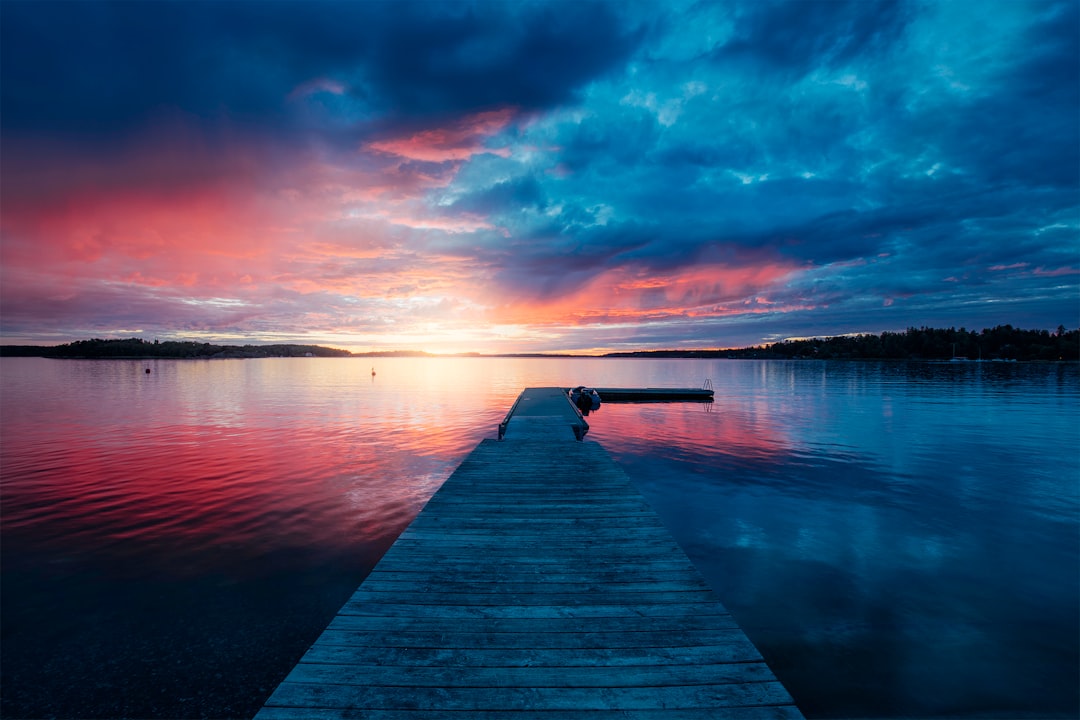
[1,325,1077,361]
[609,325,1079,361]
[0,338,352,358]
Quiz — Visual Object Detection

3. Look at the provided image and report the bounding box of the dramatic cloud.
[1,0,1076,352]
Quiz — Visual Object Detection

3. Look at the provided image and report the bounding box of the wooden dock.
[257,388,802,719]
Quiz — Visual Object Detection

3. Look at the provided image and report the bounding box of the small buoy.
[145,368,151,374]
[371,367,376,376]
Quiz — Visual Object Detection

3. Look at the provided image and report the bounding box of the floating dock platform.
[258,388,801,719]
[592,387,714,403]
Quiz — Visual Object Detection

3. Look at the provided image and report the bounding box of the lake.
[1,357,1077,719]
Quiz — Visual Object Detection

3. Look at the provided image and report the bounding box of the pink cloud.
[488,261,805,327]
[1033,266,1079,277]
[288,77,347,101]
[985,263,1077,278]
[0,111,507,347]
[384,213,494,233]
[365,108,517,162]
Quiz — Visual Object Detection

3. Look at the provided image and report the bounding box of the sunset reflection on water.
[1,359,501,567]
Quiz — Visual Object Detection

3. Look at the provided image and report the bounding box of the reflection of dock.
[257,388,802,719]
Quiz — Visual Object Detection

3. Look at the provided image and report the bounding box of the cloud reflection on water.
[587,363,1078,719]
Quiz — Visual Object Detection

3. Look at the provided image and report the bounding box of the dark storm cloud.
[354,2,643,117]
[1,1,285,134]
[711,0,915,77]
[934,2,1079,189]
[558,109,662,173]
[0,0,643,137]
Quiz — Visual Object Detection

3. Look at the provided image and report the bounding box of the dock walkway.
[257,389,802,719]
[498,386,589,440]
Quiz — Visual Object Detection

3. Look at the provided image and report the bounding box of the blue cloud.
[710,0,915,78]
[449,176,548,217]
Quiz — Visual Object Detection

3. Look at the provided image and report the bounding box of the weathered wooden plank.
[381,546,684,558]
[363,558,696,573]
[345,590,720,606]
[263,681,795,712]
[421,498,639,506]
[336,602,732,620]
[298,642,765,668]
[351,579,713,595]
[257,705,803,720]
[420,481,635,491]
[366,561,703,579]
[372,553,691,568]
[419,501,654,511]
[418,497,644,506]
[280,661,780,688]
[385,528,677,542]
[406,510,668,522]
[412,505,635,517]
[408,512,663,525]
[362,574,708,591]
[390,538,678,549]
[325,613,741,634]
[376,544,687,558]
[306,627,755,650]
[421,480,641,490]
[399,524,676,538]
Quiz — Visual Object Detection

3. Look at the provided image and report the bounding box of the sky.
[1,0,1078,354]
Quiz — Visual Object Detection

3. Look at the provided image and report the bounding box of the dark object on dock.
[569,385,601,415]
[590,387,715,402]
[257,389,801,719]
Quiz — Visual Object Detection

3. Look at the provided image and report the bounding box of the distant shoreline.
[3,353,1072,363]
[1,325,1077,361]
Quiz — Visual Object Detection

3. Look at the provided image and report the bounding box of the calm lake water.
[1,357,1077,719]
